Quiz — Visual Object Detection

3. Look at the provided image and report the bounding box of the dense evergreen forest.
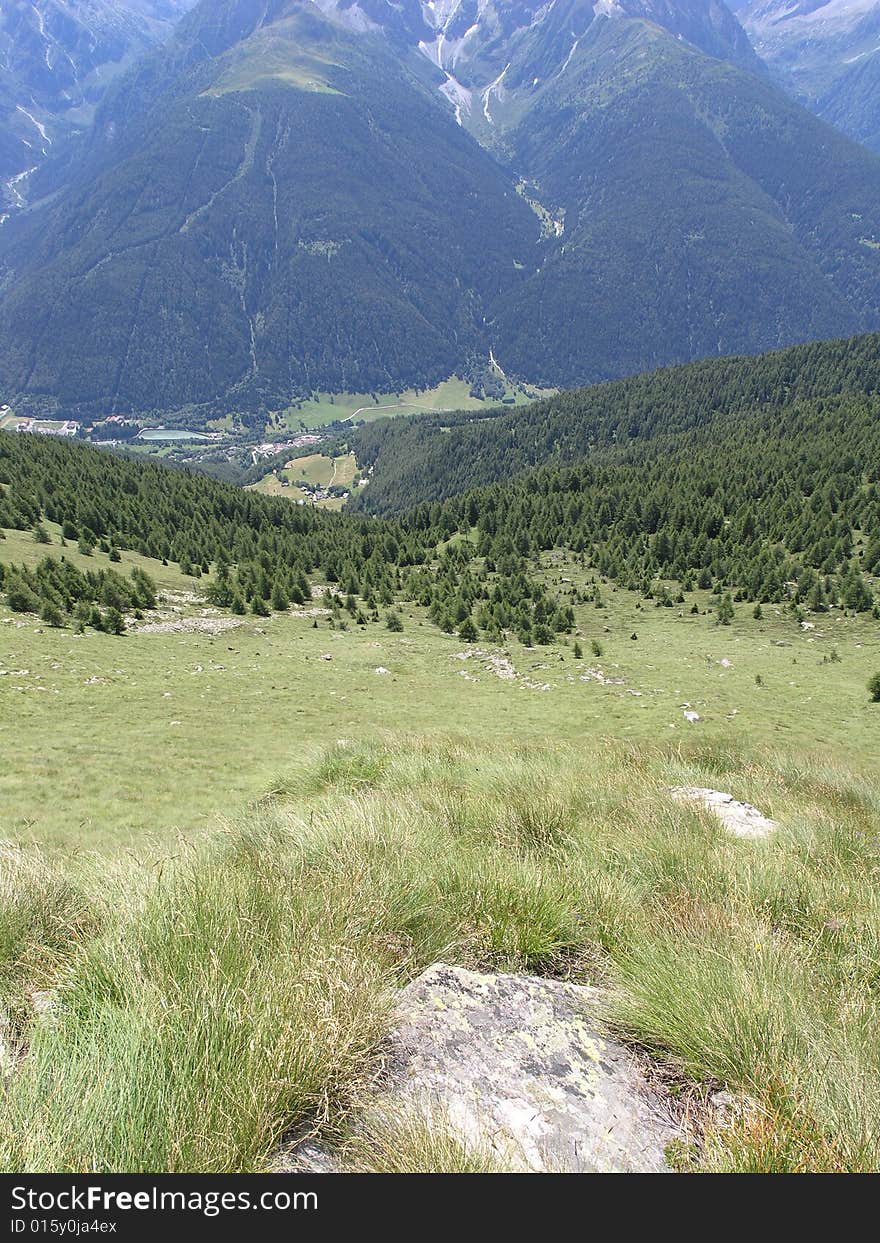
[394,394,880,611]
[2,331,878,637]
[350,333,880,514]
[0,434,571,642]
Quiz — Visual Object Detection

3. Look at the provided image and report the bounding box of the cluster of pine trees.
[407,544,575,645]
[0,556,156,632]
[0,433,571,643]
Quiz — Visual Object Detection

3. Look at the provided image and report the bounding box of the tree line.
[349,332,880,514]
[2,329,878,641]
[0,433,570,643]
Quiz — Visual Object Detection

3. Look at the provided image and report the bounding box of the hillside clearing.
[2,530,878,849]
[247,452,358,508]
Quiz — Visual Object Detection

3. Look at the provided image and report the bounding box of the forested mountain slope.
[351,332,880,513]
[2,0,880,418]
[0,0,194,209]
[0,429,574,640]
[0,5,538,418]
[489,18,880,386]
[3,332,878,640]
[400,390,880,612]
[821,50,880,154]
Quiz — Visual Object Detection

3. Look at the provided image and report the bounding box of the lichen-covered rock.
[280,964,678,1173]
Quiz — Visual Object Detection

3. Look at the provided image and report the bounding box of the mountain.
[2,0,880,420]
[0,2,540,416]
[467,15,880,387]
[736,0,880,151]
[0,0,196,215]
[822,47,880,152]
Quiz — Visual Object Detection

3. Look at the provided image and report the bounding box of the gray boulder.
[280,963,678,1173]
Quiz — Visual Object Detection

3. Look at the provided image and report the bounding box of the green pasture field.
[276,376,555,431]
[2,529,878,851]
[247,451,358,507]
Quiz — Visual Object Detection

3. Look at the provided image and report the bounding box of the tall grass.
[0,843,96,1063]
[1,735,878,1172]
[337,1104,519,1173]
[0,844,393,1172]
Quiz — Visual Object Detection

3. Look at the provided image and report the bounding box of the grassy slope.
[2,531,878,850]
[284,452,356,488]
[1,734,877,1172]
[0,524,199,594]
[2,522,880,1173]
[247,452,357,508]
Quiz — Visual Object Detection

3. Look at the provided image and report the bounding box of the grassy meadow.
[3,526,878,849]
[248,451,358,509]
[276,376,555,431]
[2,521,880,1172]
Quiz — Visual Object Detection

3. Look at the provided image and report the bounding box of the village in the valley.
[0,405,80,437]
[0,400,355,509]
